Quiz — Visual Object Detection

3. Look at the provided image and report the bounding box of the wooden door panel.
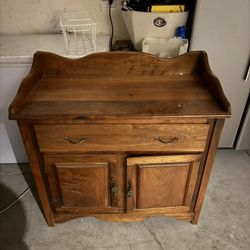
[127,154,201,212]
[55,163,109,207]
[137,163,190,208]
[43,154,122,212]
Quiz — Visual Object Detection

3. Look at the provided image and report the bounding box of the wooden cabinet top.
[9,51,231,120]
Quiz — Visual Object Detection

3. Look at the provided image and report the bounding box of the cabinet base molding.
[54,212,194,224]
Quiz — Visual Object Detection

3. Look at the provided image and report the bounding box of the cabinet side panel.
[192,119,225,224]
[17,121,54,226]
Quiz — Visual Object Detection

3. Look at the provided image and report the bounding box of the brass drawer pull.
[154,136,178,144]
[64,136,88,144]
[127,180,133,198]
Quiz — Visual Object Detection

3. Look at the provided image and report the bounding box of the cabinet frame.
[17,112,225,226]
[10,51,230,226]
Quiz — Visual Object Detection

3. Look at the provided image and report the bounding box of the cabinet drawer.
[34,124,209,153]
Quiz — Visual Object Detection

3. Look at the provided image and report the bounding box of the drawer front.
[34,124,209,153]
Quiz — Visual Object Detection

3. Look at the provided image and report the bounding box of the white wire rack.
[60,11,96,55]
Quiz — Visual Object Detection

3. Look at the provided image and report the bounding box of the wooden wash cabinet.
[9,51,230,226]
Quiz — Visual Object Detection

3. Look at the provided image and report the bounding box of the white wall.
[0,0,129,40]
[190,0,250,147]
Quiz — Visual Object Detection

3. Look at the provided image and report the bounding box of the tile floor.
[0,150,250,250]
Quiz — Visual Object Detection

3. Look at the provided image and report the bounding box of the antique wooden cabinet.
[9,51,230,226]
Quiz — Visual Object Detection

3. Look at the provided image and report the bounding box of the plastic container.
[176,25,186,39]
[121,10,188,50]
[142,37,188,58]
[60,11,96,55]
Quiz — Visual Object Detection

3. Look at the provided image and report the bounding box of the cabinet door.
[43,155,121,214]
[126,155,201,214]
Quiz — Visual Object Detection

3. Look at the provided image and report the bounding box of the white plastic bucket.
[121,10,189,50]
[142,37,188,58]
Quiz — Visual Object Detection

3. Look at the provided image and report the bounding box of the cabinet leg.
[18,121,54,226]
[191,212,199,224]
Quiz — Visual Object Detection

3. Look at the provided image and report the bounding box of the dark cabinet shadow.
[0,182,29,250]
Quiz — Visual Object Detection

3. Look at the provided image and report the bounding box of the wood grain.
[191,119,225,224]
[54,211,193,223]
[137,163,190,208]
[55,162,109,208]
[31,51,203,76]
[9,51,231,120]
[34,124,209,153]
[17,117,209,124]
[43,154,121,211]
[30,75,211,102]
[199,51,231,114]
[183,161,200,206]
[17,121,54,226]
[127,154,202,166]
[9,51,230,226]
[127,154,201,214]
[14,100,229,119]
[8,52,43,116]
